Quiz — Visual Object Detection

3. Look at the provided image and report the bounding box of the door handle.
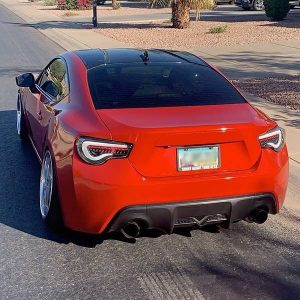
[37,111,42,120]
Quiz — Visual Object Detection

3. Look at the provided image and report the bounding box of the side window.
[39,59,69,103]
[37,70,48,88]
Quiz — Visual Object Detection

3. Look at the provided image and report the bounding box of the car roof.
[73,48,208,69]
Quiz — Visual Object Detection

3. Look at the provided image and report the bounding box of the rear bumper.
[108,193,276,234]
[57,146,288,234]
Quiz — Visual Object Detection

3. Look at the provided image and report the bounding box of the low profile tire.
[17,96,28,141]
[40,150,63,231]
[253,0,264,10]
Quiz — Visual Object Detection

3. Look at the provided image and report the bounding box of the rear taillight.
[76,137,132,165]
[259,126,285,152]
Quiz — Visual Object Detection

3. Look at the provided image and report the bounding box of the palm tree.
[150,0,214,29]
[171,0,191,29]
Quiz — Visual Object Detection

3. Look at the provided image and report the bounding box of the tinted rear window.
[88,63,245,109]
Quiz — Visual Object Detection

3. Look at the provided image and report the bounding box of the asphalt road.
[0,3,300,299]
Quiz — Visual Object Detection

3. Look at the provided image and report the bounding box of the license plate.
[177,146,220,171]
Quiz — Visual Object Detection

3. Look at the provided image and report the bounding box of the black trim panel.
[108,193,276,234]
[74,48,208,70]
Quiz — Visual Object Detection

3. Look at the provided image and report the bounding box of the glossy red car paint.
[18,49,289,234]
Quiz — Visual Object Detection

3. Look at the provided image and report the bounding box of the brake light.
[76,138,132,165]
[259,126,285,152]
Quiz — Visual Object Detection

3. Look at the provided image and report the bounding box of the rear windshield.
[88,63,245,109]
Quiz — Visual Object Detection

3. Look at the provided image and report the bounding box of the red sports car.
[16,48,289,238]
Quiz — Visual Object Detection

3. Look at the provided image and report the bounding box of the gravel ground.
[94,15,300,48]
[234,76,300,111]
[31,1,300,49]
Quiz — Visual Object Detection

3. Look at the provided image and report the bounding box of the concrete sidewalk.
[1,0,299,213]
[192,41,300,79]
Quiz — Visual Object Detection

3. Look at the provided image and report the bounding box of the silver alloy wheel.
[17,98,21,136]
[254,0,264,10]
[40,151,54,219]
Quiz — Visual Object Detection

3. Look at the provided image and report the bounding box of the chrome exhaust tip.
[120,221,141,239]
[245,208,268,224]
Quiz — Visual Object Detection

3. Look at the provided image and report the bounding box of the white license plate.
[177,146,220,171]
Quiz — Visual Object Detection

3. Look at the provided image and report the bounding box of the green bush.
[264,0,290,20]
[208,26,227,34]
[64,0,79,9]
[44,0,57,5]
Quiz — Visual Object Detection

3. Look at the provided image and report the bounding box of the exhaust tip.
[121,221,141,239]
[245,208,268,224]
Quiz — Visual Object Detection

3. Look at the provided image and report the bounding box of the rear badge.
[177,146,220,171]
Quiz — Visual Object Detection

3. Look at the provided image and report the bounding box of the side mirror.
[16,73,35,88]
[41,81,59,99]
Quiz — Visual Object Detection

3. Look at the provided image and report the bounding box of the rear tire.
[40,150,63,231]
[17,96,28,141]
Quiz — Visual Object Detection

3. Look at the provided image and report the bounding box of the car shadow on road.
[0,109,298,253]
[193,218,300,298]
[0,110,68,244]
[0,110,143,246]
[0,111,224,247]
[1,110,219,247]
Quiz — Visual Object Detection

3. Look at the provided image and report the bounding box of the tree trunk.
[171,0,191,29]
[112,0,117,7]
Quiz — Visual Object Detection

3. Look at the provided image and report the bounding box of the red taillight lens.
[259,126,285,152]
[76,138,132,165]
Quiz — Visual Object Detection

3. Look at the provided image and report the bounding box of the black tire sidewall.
[18,97,28,140]
[43,151,64,231]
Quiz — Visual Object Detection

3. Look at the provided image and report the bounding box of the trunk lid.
[97,104,274,178]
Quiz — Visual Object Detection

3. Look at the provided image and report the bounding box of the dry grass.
[234,76,300,111]
[62,11,79,17]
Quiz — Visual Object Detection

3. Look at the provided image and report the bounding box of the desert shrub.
[63,11,79,16]
[264,0,290,20]
[191,0,215,20]
[44,0,57,5]
[113,2,121,9]
[208,25,227,33]
[64,0,79,9]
